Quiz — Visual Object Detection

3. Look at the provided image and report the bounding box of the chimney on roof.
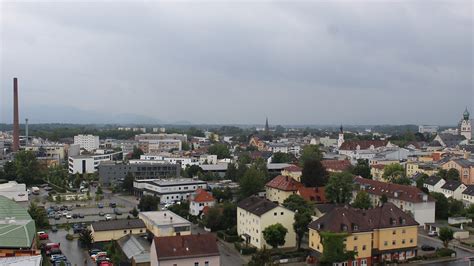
[12,77,19,152]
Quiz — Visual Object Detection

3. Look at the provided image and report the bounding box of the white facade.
[0,181,28,202]
[74,134,99,151]
[418,125,439,134]
[68,152,120,174]
[423,179,446,194]
[189,198,215,216]
[134,178,208,204]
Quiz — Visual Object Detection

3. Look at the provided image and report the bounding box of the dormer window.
[352,223,359,231]
[341,224,348,232]
[390,218,396,226]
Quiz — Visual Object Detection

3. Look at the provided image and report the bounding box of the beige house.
[406,162,438,177]
[237,196,296,249]
[441,158,474,185]
[150,234,220,266]
[139,211,191,237]
[265,175,302,204]
[281,165,302,182]
[90,219,146,242]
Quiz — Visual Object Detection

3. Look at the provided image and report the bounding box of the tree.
[202,207,222,231]
[96,186,103,195]
[300,145,323,165]
[248,247,272,266]
[283,194,311,213]
[208,143,231,159]
[238,166,265,199]
[391,176,412,185]
[226,163,238,181]
[184,165,203,178]
[448,198,464,217]
[431,192,449,220]
[325,172,354,204]
[212,187,233,202]
[283,195,314,250]
[380,194,388,204]
[272,152,293,163]
[439,227,454,248]
[352,191,372,209]
[28,202,49,228]
[130,146,144,159]
[14,151,43,185]
[351,159,371,179]
[122,172,134,194]
[320,232,356,265]
[137,195,159,211]
[301,159,329,187]
[79,229,94,249]
[130,207,139,218]
[446,169,460,181]
[383,163,405,182]
[416,173,430,189]
[263,223,288,249]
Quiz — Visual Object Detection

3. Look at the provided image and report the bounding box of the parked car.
[99,212,105,216]
[72,213,78,219]
[54,214,61,220]
[44,186,53,191]
[105,214,112,221]
[91,251,107,261]
[114,208,122,215]
[51,225,58,232]
[428,231,438,237]
[109,202,116,208]
[421,245,436,251]
[97,203,104,208]
[62,211,68,216]
[47,248,62,256]
[78,213,84,218]
[50,255,67,263]
[43,243,60,254]
[38,231,49,240]
[89,249,102,256]
[67,206,73,211]
[65,214,72,219]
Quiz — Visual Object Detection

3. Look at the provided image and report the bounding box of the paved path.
[417,233,474,266]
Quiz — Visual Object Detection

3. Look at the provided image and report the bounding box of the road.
[417,234,474,266]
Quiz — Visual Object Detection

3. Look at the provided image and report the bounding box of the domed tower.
[459,107,471,140]
[337,125,345,149]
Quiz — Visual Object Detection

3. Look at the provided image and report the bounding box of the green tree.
[325,172,354,204]
[352,159,371,179]
[431,192,449,220]
[208,143,231,159]
[248,247,272,266]
[383,163,405,182]
[130,146,144,159]
[237,152,252,165]
[79,228,94,249]
[122,172,134,194]
[391,176,412,185]
[320,232,356,265]
[283,195,314,250]
[352,191,372,209]
[299,145,323,165]
[301,159,329,187]
[96,186,103,195]
[137,195,159,211]
[446,168,460,181]
[437,169,448,179]
[212,187,233,202]
[263,223,288,249]
[14,151,43,185]
[184,165,203,178]
[439,227,454,248]
[272,152,293,163]
[380,194,388,204]
[28,202,49,228]
[202,207,222,231]
[283,194,310,213]
[130,207,139,218]
[448,198,464,217]
[416,173,430,189]
[226,163,238,181]
[238,166,265,199]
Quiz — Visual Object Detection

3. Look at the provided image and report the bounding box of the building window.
[393,230,396,235]
[352,261,358,266]
[194,263,199,266]
[392,240,396,245]
[124,230,127,234]
[281,212,284,215]
[410,238,413,243]
[354,246,358,251]
[205,262,209,266]
[362,245,366,250]
[274,212,277,216]
[402,239,406,244]
[402,229,406,234]
[354,236,358,241]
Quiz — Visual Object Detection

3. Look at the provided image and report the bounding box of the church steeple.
[338,124,345,149]
[265,117,269,133]
[464,107,470,121]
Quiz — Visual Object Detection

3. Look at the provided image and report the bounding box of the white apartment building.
[0,181,28,202]
[74,134,99,151]
[68,152,121,174]
[134,178,208,204]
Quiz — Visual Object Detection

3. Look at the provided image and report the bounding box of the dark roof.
[437,134,466,147]
[321,160,352,172]
[461,145,474,153]
[424,176,443,186]
[441,180,463,191]
[266,175,303,191]
[237,196,278,216]
[92,219,146,232]
[153,234,219,261]
[450,159,474,168]
[308,203,418,233]
[314,203,344,214]
[463,185,474,196]
[339,140,388,150]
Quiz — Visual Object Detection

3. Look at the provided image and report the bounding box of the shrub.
[217,231,224,239]
[234,242,257,255]
[65,234,74,241]
[436,248,455,258]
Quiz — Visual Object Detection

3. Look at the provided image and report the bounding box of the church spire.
[265,117,269,133]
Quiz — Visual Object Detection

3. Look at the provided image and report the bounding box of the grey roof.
[424,176,442,186]
[438,134,466,147]
[441,180,463,191]
[117,235,150,262]
[237,196,278,216]
[314,203,344,214]
[0,255,42,266]
[462,185,474,196]
[452,159,474,168]
[461,145,474,153]
[91,219,146,232]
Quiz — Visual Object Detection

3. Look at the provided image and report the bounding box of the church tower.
[459,108,472,140]
[337,125,345,148]
[265,117,269,134]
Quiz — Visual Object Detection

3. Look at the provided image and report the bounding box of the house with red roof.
[321,159,352,173]
[281,164,302,182]
[265,175,303,204]
[189,189,216,216]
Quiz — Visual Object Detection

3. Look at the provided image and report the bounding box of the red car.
[37,231,49,240]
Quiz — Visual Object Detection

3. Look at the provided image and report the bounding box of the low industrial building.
[139,211,191,237]
[0,181,28,202]
[134,178,207,204]
[90,219,147,242]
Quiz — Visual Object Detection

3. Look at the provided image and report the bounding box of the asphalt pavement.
[416,233,474,266]
[46,229,91,266]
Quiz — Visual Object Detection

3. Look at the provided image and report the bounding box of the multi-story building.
[265,175,302,204]
[68,152,122,174]
[189,189,216,216]
[140,139,182,153]
[371,164,385,181]
[134,178,207,204]
[423,176,445,193]
[281,165,302,182]
[321,159,352,173]
[353,177,435,225]
[462,185,474,205]
[439,180,467,201]
[24,144,66,162]
[406,162,439,177]
[338,140,392,163]
[139,211,191,237]
[135,133,187,143]
[418,125,439,134]
[441,158,474,185]
[308,203,419,265]
[73,134,99,151]
[98,161,180,186]
[237,196,296,249]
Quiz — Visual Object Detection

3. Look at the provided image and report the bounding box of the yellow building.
[370,164,385,181]
[281,165,302,182]
[138,211,191,237]
[237,196,296,249]
[91,219,147,242]
[308,203,418,265]
[405,162,438,177]
[265,175,302,204]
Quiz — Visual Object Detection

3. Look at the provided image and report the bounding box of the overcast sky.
[1,1,472,125]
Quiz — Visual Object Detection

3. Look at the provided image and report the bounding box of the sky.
[0,0,473,125]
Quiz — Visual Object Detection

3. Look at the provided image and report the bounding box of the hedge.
[234,242,257,255]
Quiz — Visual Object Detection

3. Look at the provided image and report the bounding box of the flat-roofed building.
[134,178,207,204]
[90,219,146,242]
[139,211,191,237]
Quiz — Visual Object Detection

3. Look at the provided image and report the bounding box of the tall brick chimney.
[13,77,20,152]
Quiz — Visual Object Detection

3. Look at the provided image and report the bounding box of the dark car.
[48,248,62,256]
[50,254,67,263]
[78,213,84,218]
[51,225,58,232]
[89,249,102,256]
[97,203,104,208]
[54,214,61,220]
[109,202,116,208]
[114,208,122,215]
[421,245,436,251]
[72,213,78,219]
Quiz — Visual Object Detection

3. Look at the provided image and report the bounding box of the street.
[47,229,91,266]
[416,234,474,266]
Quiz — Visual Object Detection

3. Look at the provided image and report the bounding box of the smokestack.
[13,78,20,152]
[25,118,29,147]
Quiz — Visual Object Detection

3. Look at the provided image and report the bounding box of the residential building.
[140,139,182,153]
[139,211,191,237]
[433,134,467,148]
[150,234,219,266]
[418,125,439,134]
[249,136,267,151]
[353,177,435,225]
[73,134,99,151]
[338,140,392,163]
[459,108,472,140]
[441,158,474,185]
[406,162,439,177]
[237,196,296,249]
[117,234,151,266]
[308,203,419,265]
[98,161,180,187]
[423,176,446,193]
[135,133,187,143]
[321,159,351,173]
[0,255,42,266]
[68,152,122,174]
[189,188,216,216]
[265,175,303,204]
[371,164,385,181]
[462,185,474,205]
[439,180,466,201]
[0,181,27,202]
[281,165,302,182]
[90,219,146,242]
[297,187,326,203]
[134,178,207,204]
[0,196,38,257]
[24,144,66,162]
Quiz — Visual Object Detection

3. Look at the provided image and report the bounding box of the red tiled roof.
[354,176,434,203]
[371,164,385,170]
[298,187,326,203]
[284,165,302,172]
[321,160,352,172]
[266,175,303,191]
[339,140,388,150]
[192,189,215,203]
[153,234,219,261]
